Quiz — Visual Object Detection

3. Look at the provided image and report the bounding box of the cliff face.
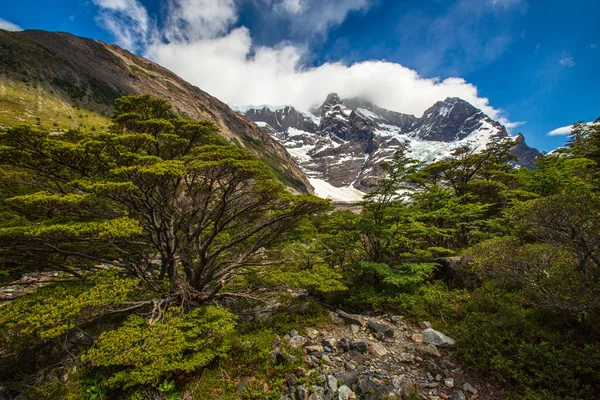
[0,29,312,193]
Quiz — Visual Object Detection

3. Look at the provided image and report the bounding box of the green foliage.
[83,306,235,389]
[0,270,141,355]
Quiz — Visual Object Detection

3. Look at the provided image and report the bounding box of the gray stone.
[330,312,345,325]
[337,311,367,327]
[345,361,356,371]
[391,315,403,322]
[423,328,456,347]
[355,377,379,395]
[368,321,395,338]
[444,378,454,388]
[296,385,309,400]
[350,341,368,353]
[306,345,324,353]
[323,337,337,347]
[368,342,388,357]
[451,390,467,400]
[327,375,338,393]
[350,324,360,334]
[463,383,478,394]
[418,321,432,329]
[416,343,441,357]
[337,385,355,400]
[336,372,359,387]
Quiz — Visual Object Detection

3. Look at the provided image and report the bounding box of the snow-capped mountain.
[233,93,539,201]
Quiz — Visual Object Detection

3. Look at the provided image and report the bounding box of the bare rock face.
[239,93,540,198]
[0,29,312,194]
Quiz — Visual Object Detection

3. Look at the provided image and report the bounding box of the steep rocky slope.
[0,29,311,193]
[237,94,540,200]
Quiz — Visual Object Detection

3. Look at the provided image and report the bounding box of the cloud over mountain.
[91,0,521,128]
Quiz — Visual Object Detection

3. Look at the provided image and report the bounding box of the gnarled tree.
[0,94,328,304]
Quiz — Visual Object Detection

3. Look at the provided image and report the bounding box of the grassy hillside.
[0,76,110,131]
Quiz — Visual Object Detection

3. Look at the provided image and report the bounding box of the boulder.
[450,390,467,400]
[336,372,359,387]
[337,385,356,400]
[423,328,456,347]
[416,343,441,357]
[350,341,368,353]
[338,311,367,327]
[463,383,478,395]
[368,321,395,338]
[355,377,379,395]
[327,375,338,393]
[368,342,389,357]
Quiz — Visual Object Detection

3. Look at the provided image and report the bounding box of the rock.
[423,328,456,347]
[368,385,395,400]
[289,334,308,348]
[416,344,441,358]
[355,377,379,395]
[350,341,368,353]
[368,321,395,338]
[338,337,351,351]
[337,311,367,327]
[345,361,356,371]
[391,315,403,322]
[419,321,433,329]
[444,378,454,388]
[306,328,319,339]
[331,312,345,325]
[462,383,478,395]
[327,375,338,393]
[306,345,324,353]
[368,342,389,357]
[310,386,325,400]
[450,390,467,400]
[297,385,309,400]
[296,367,307,377]
[337,385,355,400]
[321,355,331,364]
[440,394,449,400]
[323,337,337,347]
[350,324,360,334]
[336,372,359,387]
[411,333,424,343]
[398,352,415,363]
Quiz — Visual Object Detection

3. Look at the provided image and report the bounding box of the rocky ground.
[272,310,498,400]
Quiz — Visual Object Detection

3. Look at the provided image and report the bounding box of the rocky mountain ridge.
[0,29,312,193]
[236,94,540,200]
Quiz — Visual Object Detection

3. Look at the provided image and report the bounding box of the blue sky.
[1,0,599,152]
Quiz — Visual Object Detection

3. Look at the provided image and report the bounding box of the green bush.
[82,306,235,389]
[403,284,600,399]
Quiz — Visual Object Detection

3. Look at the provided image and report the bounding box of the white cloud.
[559,56,576,68]
[279,0,306,14]
[0,18,22,31]
[164,0,237,41]
[93,0,521,129]
[547,125,573,136]
[92,0,152,50]
[548,122,596,136]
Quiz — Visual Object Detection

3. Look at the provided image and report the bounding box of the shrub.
[82,306,236,388]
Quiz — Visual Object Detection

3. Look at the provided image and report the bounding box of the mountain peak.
[323,93,343,106]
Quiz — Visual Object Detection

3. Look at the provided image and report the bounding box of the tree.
[471,189,600,320]
[0,95,329,305]
[409,141,520,248]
